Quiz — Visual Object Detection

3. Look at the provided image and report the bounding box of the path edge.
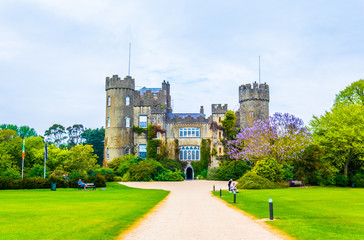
[211,192,294,240]
[116,187,171,240]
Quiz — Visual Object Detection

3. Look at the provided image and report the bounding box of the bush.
[217,161,251,180]
[160,159,185,172]
[95,168,115,182]
[282,164,294,181]
[94,174,106,187]
[113,176,123,182]
[27,164,45,178]
[206,167,220,180]
[252,158,283,182]
[108,154,137,173]
[0,177,49,189]
[155,170,184,181]
[128,159,166,181]
[236,171,276,189]
[117,155,140,176]
[352,173,364,187]
[335,174,349,187]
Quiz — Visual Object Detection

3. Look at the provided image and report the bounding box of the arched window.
[107,117,110,128]
[125,147,130,155]
[107,96,111,106]
[125,117,130,128]
[126,96,130,106]
[106,148,109,160]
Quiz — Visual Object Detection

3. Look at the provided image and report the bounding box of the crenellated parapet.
[211,104,228,114]
[239,82,269,103]
[166,113,210,124]
[105,75,135,90]
[133,88,167,109]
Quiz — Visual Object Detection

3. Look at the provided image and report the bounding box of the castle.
[104,74,269,179]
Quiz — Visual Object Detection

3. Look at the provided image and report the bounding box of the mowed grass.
[213,187,364,240]
[0,182,169,240]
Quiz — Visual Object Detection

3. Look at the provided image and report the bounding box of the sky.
[1,0,363,135]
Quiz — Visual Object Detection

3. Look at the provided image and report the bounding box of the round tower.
[104,75,135,163]
[238,82,269,129]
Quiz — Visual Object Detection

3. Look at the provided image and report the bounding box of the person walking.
[228,179,232,192]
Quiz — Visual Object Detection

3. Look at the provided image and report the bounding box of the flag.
[22,139,25,159]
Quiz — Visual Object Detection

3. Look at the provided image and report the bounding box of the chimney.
[200,106,204,114]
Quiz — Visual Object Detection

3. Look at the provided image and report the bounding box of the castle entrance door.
[186,167,193,180]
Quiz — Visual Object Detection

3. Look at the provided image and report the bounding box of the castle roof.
[138,87,162,95]
[167,113,206,119]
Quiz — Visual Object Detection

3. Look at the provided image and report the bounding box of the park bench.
[289,180,304,187]
[78,183,96,190]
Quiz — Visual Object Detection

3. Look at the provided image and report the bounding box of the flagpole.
[44,141,47,179]
[21,139,25,179]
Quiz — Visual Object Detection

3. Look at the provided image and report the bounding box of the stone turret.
[104,75,135,162]
[238,82,269,129]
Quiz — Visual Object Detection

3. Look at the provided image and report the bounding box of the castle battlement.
[211,104,228,114]
[134,88,167,107]
[239,82,269,103]
[105,75,135,91]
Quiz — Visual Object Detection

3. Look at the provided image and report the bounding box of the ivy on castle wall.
[147,139,161,159]
[174,139,180,160]
[132,126,147,135]
[191,139,211,175]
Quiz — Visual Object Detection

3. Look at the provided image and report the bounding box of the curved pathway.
[119,180,289,240]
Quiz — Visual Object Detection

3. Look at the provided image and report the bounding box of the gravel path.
[119,180,289,240]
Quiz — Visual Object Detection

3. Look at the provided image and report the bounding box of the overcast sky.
[1,0,363,135]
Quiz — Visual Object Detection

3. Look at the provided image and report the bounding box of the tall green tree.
[0,124,37,138]
[44,124,67,147]
[222,110,237,140]
[65,144,98,173]
[334,79,364,106]
[310,104,364,177]
[82,127,105,166]
[67,124,84,147]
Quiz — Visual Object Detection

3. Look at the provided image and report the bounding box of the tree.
[67,124,84,147]
[65,144,98,173]
[334,79,364,107]
[44,124,67,147]
[0,124,37,138]
[82,127,105,166]
[221,110,237,140]
[227,113,312,164]
[310,104,364,177]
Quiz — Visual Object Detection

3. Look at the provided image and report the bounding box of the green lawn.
[0,182,169,240]
[213,187,364,240]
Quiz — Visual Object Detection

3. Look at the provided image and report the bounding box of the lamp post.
[44,138,47,179]
[269,198,273,220]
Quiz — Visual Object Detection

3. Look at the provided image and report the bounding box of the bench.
[78,183,96,190]
[289,180,304,187]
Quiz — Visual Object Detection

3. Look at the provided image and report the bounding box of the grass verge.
[0,182,169,240]
[213,187,364,240]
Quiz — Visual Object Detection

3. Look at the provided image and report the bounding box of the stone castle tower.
[105,75,135,161]
[238,82,269,129]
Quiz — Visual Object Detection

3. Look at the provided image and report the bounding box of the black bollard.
[269,198,273,220]
[234,192,236,203]
[213,185,215,191]
[220,189,222,197]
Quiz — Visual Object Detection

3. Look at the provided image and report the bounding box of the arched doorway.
[186,167,193,180]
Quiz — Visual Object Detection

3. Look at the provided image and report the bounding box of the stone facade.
[104,75,269,178]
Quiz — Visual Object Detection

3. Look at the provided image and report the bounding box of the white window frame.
[107,117,110,128]
[107,96,111,106]
[106,148,109,160]
[126,96,130,106]
[179,146,200,161]
[139,115,147,128]
[179,128,200,138]
[125,117,130,128]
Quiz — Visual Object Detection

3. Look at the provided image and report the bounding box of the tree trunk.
[344,159,350,177]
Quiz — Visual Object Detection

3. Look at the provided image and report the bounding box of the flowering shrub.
[227,113,312,163]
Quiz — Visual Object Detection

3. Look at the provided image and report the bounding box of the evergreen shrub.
[352,173,364,187]
[252,158,283,182]
[335,174,349,187]
[217,160,251,180]
[236,171,276,189]
[128,159,165,181]
[206,167,220,180]
[155,170,184,181]
[95,168,115,182]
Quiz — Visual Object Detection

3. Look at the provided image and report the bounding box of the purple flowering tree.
[227,113,312,163]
